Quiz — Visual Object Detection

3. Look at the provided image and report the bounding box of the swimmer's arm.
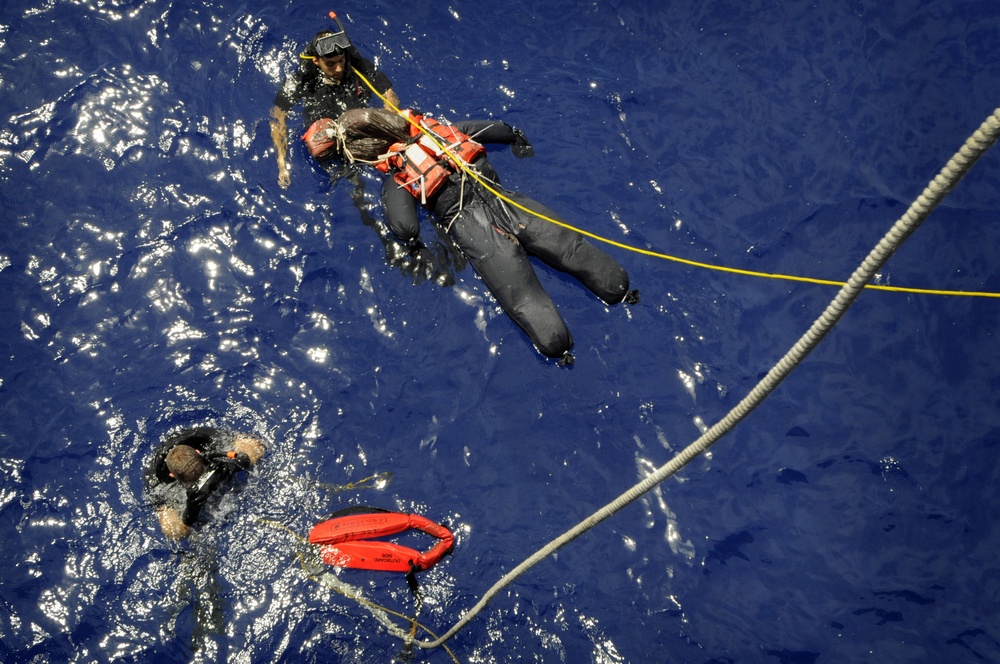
[156,505,191,540]
[382,87,400,110]
[270,106,291,188]
[361,61,397,110]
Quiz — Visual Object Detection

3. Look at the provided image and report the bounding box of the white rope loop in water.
[412,107,1000,650]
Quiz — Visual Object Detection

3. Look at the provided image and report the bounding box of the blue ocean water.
[2,0,999,662]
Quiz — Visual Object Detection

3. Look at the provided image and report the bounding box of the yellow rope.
[350,67,1000,300]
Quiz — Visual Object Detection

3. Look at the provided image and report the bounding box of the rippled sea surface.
[2,1,1000,662]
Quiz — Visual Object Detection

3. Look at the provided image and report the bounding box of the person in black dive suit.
[269,17,454,284]
[330,108,639,363]
[269,15,400,188]
[147,428,266,540]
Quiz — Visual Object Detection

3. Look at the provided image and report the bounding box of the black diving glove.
[511,127,534,158]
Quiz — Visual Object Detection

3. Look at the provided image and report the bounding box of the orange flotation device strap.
[375,110,486,203]
[309,507,454,573]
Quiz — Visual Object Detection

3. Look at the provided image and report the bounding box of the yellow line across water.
[350,68,1000,300]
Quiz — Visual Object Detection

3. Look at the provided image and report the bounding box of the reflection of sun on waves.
[67,66,175,170]
[6,60,282,373]
[60,65,258,172]
[3,64,171,170]
[634,425,699,562]
[103,205,353,411]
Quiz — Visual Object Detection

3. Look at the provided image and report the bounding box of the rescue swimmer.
[318,107,639,363]
[270,12,399,189]
[146,428,266,540]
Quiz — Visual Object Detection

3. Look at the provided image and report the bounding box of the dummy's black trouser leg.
[448,202,573,358]
[500,192,630,305]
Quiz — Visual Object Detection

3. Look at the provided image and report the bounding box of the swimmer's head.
[301,29,353,82]
[165,444,206,483]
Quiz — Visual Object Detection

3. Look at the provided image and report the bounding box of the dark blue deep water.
[2,1,1000,662]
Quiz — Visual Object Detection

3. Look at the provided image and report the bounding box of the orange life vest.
[375,111,486,203]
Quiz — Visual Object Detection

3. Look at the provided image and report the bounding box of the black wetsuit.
[380,120,631,359]
[273,48,393,125]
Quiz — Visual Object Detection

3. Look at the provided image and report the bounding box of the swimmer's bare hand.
[157,506,191,540]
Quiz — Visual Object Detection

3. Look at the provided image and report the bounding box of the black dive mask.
[314,14,351,58]
[315,33,350,57]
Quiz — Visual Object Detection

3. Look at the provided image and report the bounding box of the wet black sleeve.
[149,481,184,510]
[355,55,393,95]
[381,178,421,243]
[273,72,305,111]
[454,120,517,144]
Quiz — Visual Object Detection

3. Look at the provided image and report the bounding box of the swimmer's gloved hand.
[511,128,534,158]
[228,451,253,471]
[403,238,437,283]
